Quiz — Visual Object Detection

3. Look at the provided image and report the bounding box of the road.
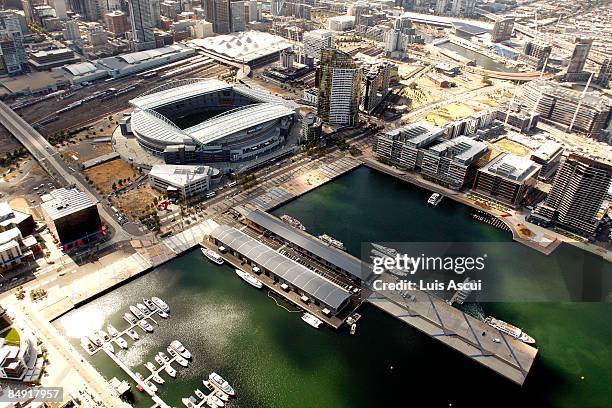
[0,101,131,242]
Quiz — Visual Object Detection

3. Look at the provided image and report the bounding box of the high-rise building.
[450,0,476,17]
[362,61,391,113]
[104,10,129,35]
[0,11,28,75]
[49,0,68,19]
[203,0,231,34]
[521,41,551,71]
[531,155,612,236]
[567,38,592,75]
[230,0,245,32]
[247,0,258,22]
[317,48,361,126]
[86,22,108,46]
[128,0,156,50]
[303,29,333,61]
[63,19,81,41]
[71,0,102,22]
[491,17,514,43]
[596,58,612,88]
[191,20,213,38]
[435,0,447,14]
[149,0,161,28]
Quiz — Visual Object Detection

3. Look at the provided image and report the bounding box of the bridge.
[0,101,130,242]
[463,65,553,81]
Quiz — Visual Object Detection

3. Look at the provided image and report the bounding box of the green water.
[55,167,611,407]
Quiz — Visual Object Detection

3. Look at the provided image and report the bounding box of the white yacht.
[182,398,195,408]
[151,297,170,313]
[130,305,145,319]
[158,351,170,362]
[167,346,177,357]
[208,372,235,397]
[145,380,157,393]
[202,380,213,391]
[317,234,346,251]
[175,355,189,367]
[98,330,110,342]
[158,310,169,319]
[170,340,192,359]
[301,313,323,329]
[485,316,536,344]
[88,333,103,347]
[137,303,149,315]
[155,355,165,366]
[164,364,177,378]
[81,337,95,352]
[427,193,443,206]
[202,248,224,265]
[107,324,119,338]
[145,362,157,372]
[127,329,139,340]
[103,342,114,353]
[123,313,137,325]
[143,298,157,311]
[115,336,128,349]
[151,373,164,385]
[195,389,206,399]
[208,395,225,407]
[235,269,263,289]
[138,320,154,333]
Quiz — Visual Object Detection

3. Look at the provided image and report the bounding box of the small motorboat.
[158,310,169,319]
[130,305,145,319]
[167,346,177,357]
[175,355,189,367]
[145,380,158,392]
[143,298,157,311]
[137,303,149,315]
[195,389,206,399]
[158,351,170,362]
[202,380,213,391]
[138,320,154,333]
[127,329,139,340]
[115,336,128,349]
[208,372,235,397]
[164,364,176,378]
[151,373,165,385]
[182,398,195,408]
[123,313,137,325]
[155,355,165,366]
[145,362,157,371]
[103,342,114,353]
[151,296,170,312]
[107,324,120,337]
[98,330,110,342]
[170,340,191,359]
[208,395,225,407]
[88,333,103,347]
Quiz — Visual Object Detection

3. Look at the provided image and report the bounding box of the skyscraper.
[303,29,333,61]
[596,58,612,88]
[0,11,28,75]
[491,17,514,43]
[230,1,246,32]
[532,154,612,236]
[567,38,592,75]
[128,0,156,50]
[202,0,231,34]
[317,48,361,126]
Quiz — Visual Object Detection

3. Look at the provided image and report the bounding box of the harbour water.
[55,167,611,407]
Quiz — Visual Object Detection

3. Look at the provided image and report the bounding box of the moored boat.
[175,355,189,367]
[151,297,170,313]
[427,192,443,206]
[103,342,114,353]
[151,373,164,385]
[115,336,128,349]
[317,233,346,251]
[137,303,149,315]
[301,313,323,329]
[127,329,139,340]
[158,310,169,319]
[164,364,176,378]
[138,320,154,333]
[107,324,119,338]
[143,298,157,311]
[484,316,535,344]
[182,398,195,408]
[195,389,206,399]
[202,248,224,265]
[98,330,110,342]
[123,313,137,325]
[235,269,263,289]
[145,362,157,372]
[81,336,95,352]
[208,372,235,397]
[280,214,306,231]
[88,333,103,347]
[130,305,144,319]
[170,340,192,359]
[145,380,157,392]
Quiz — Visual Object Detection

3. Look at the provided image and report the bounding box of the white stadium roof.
[131,109,191,144]
[187,103,296,145]
[130,78,232,110]
[189,31,292,63]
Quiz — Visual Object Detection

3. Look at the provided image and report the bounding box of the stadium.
[127,79,297,164]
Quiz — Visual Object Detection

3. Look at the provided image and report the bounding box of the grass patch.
[2,327,20,345]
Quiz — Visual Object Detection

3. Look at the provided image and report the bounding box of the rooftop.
[245,209,368,281]
[426,136,488,165]
[531,141,563,162]
[149,164,215,186]
[40,188,97,221]
[481,153,541,181]
[189,31,292,63]
[382,121,444,148]
[211,225,351,310]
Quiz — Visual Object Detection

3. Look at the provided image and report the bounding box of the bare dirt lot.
[84,158,139,195]
[62,142,114,167]
[112,185,160,218]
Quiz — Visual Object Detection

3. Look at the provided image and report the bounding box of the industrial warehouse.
[206,209,369,327]
[125,78,297,164]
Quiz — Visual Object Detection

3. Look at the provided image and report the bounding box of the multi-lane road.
[0,101,131,242]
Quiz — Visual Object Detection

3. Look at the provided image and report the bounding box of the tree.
[112,182,117,190]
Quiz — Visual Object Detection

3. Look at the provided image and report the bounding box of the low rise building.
[374,121,444,170]
[41,187,102,248]
[301,113,322,142]
[28,48,79,70]
[327,15,355,31]
[473,153,541,207]
[420,136,488,189]
[0,202,35,236]
[0,312,43,382]
[148,164,216,199]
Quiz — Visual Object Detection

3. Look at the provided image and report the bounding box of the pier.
[368,272,537,385]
